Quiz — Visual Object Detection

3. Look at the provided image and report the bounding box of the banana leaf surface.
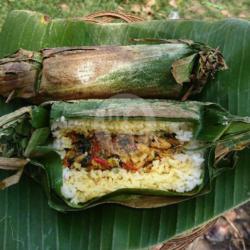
[0,10,250,250]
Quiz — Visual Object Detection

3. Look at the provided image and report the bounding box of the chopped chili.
[92,156,110,169]
[122,162,138,172]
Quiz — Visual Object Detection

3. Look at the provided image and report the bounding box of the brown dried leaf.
[146,0,156,7]
[131,4,141,13]
[0,168,24,189]
[59,3,69,12]
[171,54,196,85]
[142,6,153,15]
[221,10,231,17]
[0,157,29,189]
[239,13,247,18]
[169,0,178,8]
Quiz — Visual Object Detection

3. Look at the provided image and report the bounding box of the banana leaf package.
[0,40,226,103]
[0,99,250,212]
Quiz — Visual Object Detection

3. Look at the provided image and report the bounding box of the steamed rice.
[52,118,205,204]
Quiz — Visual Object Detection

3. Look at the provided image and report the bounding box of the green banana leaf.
[1,10,250,250]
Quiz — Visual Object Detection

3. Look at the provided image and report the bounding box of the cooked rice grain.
[61,151,204,204]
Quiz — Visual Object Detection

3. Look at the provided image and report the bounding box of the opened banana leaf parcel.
[0,99,250,211]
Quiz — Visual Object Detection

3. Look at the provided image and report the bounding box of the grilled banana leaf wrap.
[0,40,226,103]
[0,99,250,212]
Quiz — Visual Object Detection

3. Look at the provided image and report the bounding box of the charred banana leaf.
[1,99,249,211]
[0,41,227,103]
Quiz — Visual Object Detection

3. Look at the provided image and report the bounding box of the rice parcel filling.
[52,119,204,205]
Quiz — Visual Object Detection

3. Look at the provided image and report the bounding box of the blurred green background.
[0,0,249,28]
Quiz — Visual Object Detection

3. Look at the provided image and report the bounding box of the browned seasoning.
[62,131,186,172]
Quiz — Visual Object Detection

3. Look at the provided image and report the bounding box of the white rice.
[52,118,194,137]
[51,118,204,204]
[61,151,204,204]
